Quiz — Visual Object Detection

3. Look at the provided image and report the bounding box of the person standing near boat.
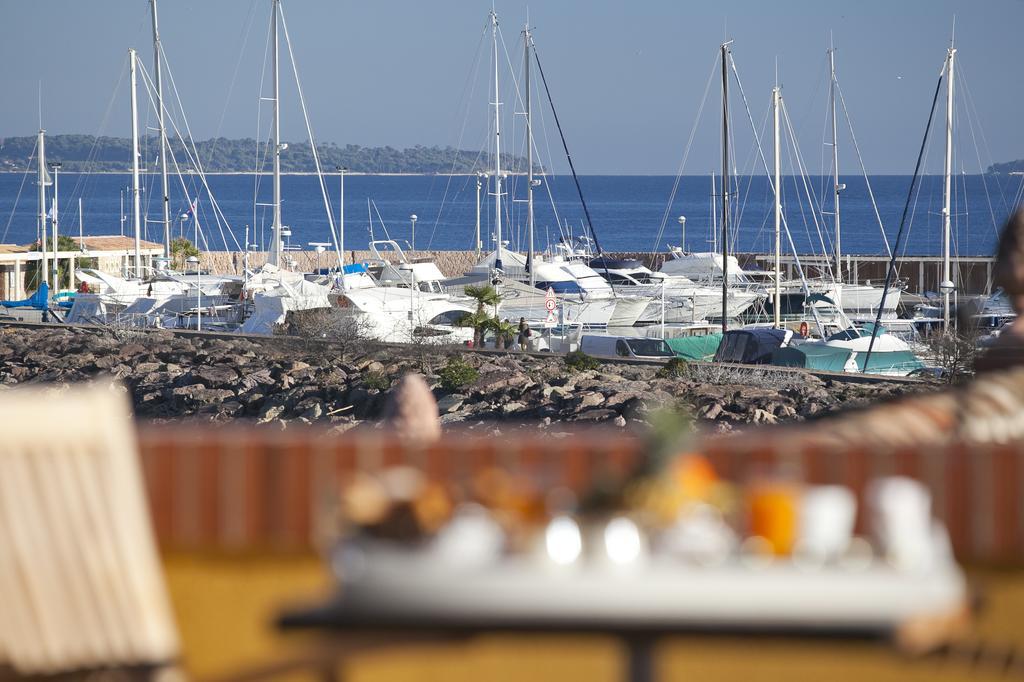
[518,317,531,351]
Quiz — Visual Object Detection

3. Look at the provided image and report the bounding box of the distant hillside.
[0,134,535,174]
[987,160,1024,174]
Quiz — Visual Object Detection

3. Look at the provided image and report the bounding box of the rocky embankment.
[0,325,929,432]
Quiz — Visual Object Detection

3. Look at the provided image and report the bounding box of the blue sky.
[1,0,1021,174]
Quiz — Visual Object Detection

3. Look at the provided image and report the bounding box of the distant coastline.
[0,134,538,175]
[0,170,513,177]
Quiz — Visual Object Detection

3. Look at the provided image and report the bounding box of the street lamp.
[410,214,418,252]
[48,161,63,290]
[186,255,201,331]
[677,215,686,252]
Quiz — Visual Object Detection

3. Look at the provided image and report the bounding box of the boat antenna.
[530,37,616,293]
[864,60,945,369]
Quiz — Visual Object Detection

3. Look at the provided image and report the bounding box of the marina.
[2,1,1024,681]
[0,2,1014,381]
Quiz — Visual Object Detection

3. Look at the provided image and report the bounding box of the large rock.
[193,364,240,388]
[170,385,236,404]
[573,408,618,422]
[437,394,465,414]
[470,370,529,394]
[238,368,275,392]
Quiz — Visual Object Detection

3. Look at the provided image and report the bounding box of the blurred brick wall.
[137,424,1024,563]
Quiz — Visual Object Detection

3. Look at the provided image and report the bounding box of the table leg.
[626,636,655,682]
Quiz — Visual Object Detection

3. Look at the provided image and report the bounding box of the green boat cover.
[771,344,853,372]
[666,333,723,361]
[854,349,924,375]
[772,343,923,375]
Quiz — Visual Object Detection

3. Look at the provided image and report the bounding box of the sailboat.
[764,69,920,376]
[660,43,902,324]
[452,12,648,330]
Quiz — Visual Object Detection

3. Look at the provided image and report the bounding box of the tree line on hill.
[986,160,1024,175]
[0,134,536,174]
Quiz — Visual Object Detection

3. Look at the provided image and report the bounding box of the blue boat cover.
[713,327,789,364]
[314,263,370,276]
[1,282,48,310]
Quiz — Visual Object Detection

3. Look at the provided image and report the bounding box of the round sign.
[545,297,556,312]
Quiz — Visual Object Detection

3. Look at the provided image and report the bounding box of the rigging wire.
[956,61,1004,244]
[834,80,893,257]
[864,67,945,367]
[424,17,490,250]
[252,8,274,252]
[60,56,130,230]
[781,98,836,281]
[279,1,344,272]
[199,0,259,167]
[724,55,828,335]
[530,38,616,292]
[137,61,238,251]
[149,53,240,251]
[652,54,719,251]
[0,138,37,244]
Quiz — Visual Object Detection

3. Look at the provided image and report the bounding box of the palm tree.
[463,284,501,347]
[492,319,517,350]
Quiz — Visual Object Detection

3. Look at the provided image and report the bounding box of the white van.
[579,335,675,360]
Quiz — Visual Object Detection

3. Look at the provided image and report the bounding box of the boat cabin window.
[602,273,637,286]
[427,310,471,326]
[615,339,630,357]
[826,329,862,342]
[626,338,674,357]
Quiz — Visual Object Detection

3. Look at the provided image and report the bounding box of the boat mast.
[37,129,49,289]
[941,43,956,330]
[720,41,732,333]
[490,10,504,271]
[829,42,843,285]
[269,0,283,267]
[150,0,171,260]
[710,171,717,252]
[129,48,143,278]
[475,173,483,258]
[338,168,346,290]
[773,84,782,329]
[525,23,535,288]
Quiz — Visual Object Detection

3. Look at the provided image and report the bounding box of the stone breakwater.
[0,325,927,432]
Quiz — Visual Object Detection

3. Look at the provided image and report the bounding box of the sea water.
[0,172,1018,258]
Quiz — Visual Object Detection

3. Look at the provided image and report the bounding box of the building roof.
[0,235,164,260]
[70,236,163,251]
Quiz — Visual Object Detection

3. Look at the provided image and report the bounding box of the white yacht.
[466,248,646,328]
[588,254,760,323]
[660,249,900,319]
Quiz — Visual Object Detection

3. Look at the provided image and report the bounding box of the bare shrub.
[277,308,380,356]
[923,326,979,384]
[107,319,150,344]
[684,363,807,391]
